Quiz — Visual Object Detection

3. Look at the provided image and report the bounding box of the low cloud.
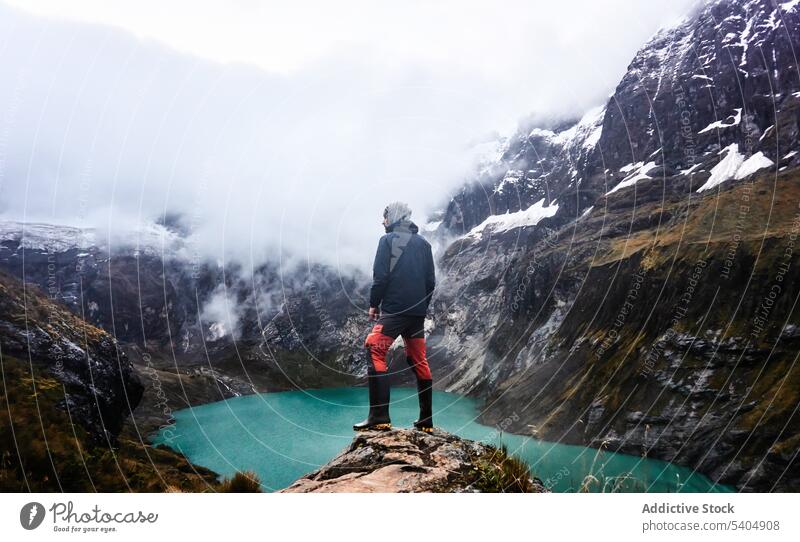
[0,0,696,274]
[200,284,244,341]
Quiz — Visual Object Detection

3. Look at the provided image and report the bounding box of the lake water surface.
[152,387,733,493]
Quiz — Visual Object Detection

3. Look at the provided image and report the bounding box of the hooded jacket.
[369,219,435,316]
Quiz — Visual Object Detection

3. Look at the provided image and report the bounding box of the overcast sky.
[0,0,698,272]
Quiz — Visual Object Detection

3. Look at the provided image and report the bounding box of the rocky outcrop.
[0,269,142,442]
[281,428,546,493]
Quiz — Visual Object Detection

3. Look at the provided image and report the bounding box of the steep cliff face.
[442,105,604,233]
[424,0,800,491]
[599,0,799,176]
[442,171,800,491]
[440,0,800,235]
[0,269,142,441]
[0,268,244,491]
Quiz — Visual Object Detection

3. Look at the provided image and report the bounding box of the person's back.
[369,218,435,317]
[353,202,436,432]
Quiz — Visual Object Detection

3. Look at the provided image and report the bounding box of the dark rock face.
[417,0,800,492]
[0,223,204,350]
[0,270,142,442]
[600,0,800,175]
[280,428,546,493]
[430,171,800,492]
[441,0,800,235]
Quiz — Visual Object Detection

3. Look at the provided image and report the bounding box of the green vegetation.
[0,355,221,492]
[473,442,537,493]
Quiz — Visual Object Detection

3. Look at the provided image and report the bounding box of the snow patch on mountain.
[698,108,742,134]
[606,161,658,195]
[577,106,605,149]
[696,145,773,192]
[493,170,524,194]
[680,163,704,175]
[528,105,605,151]
[467,198,558,238]
[0,222,92,253]
[697,144,745,192]
[735,151,775,179]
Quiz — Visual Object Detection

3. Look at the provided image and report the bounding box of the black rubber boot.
[413,378,433,432]
[353,369,392,431]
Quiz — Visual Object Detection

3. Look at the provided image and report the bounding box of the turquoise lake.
[151,387,733,493]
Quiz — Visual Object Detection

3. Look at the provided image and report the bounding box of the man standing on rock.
[354,201,436,432]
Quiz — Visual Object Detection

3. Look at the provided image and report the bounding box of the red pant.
[364,313,432,380]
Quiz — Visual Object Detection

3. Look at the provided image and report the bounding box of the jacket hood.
[385,219,418,234]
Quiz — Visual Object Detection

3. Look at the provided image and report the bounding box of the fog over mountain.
[0,0,695,272]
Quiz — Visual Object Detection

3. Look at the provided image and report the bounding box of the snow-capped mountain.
[441,0,800,236]
[442,104,605,234]
[425,0,800,491]
[0,221,185,256]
